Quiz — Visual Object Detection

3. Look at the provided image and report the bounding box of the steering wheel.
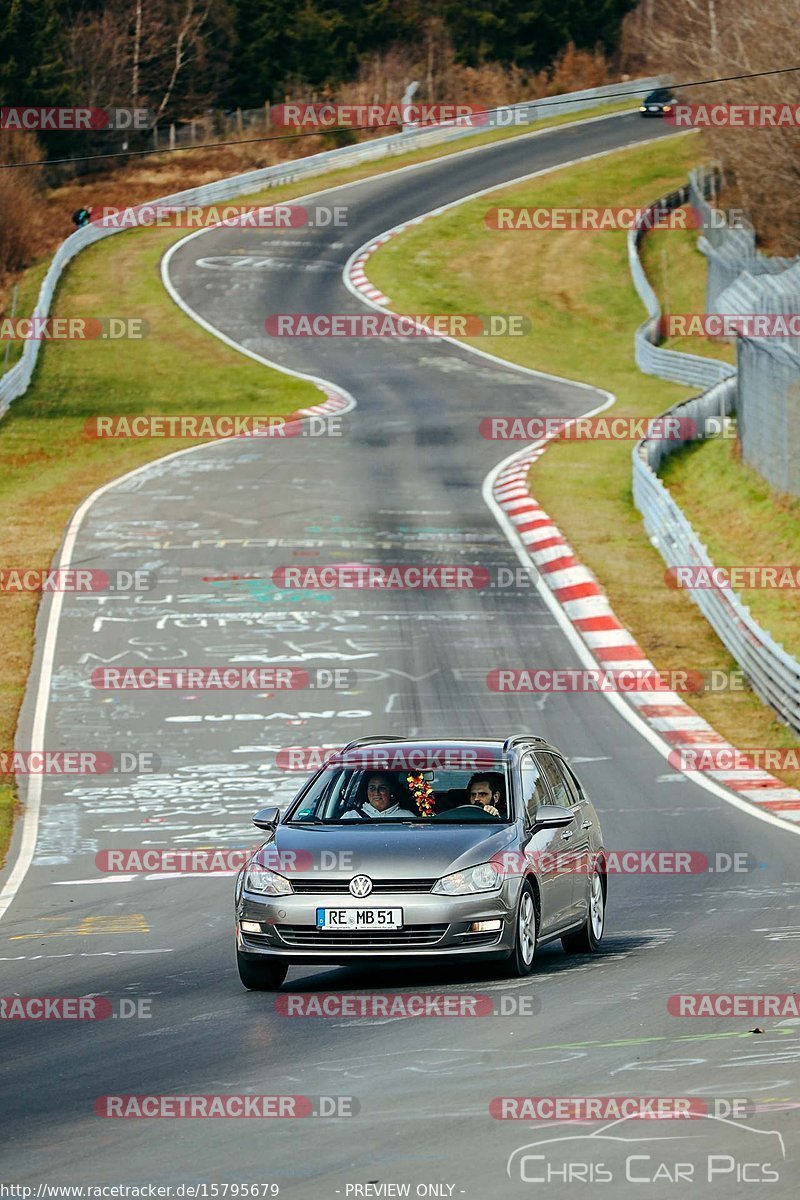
[432,804,496,821]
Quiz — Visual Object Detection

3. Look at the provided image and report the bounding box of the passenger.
[466,772,505,817]
[342,773,408,819]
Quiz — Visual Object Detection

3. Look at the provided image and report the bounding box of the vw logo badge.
[349,875,373,898]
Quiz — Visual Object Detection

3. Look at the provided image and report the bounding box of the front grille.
[275,923,448,948]
[290,878,436,895]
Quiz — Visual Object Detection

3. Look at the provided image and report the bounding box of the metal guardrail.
[627,183,736,389]
[688,167,800,495]
[629,182,800,735]
[0,76,664,421]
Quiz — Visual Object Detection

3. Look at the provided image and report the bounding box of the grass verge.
[367,131,800,782]
[639,222,735,362]
[0,99,640,868]
[661,437,800,659]
[640,189,798,655]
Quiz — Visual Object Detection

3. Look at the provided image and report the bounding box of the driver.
[466,772,505,817]
[342,772,408,819]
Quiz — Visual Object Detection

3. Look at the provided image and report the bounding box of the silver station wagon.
[235,736,607,990]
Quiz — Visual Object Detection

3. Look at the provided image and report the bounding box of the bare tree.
[148,0,209,127]
[64,0,211,129]
[65,8,129,108]
[133,0,143,105]
[622,0,800,252]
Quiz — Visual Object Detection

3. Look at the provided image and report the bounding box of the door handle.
[561,830,574,841]
[581,820,592,830]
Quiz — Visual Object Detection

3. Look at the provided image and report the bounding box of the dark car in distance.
[235,735,607,990]
[639,87,676,117]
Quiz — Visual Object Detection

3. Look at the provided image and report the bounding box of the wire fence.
[689,166,800,495]
[629,178,800,735]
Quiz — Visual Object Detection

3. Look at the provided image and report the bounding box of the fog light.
[471,919,502,932]
[241,920,262,933]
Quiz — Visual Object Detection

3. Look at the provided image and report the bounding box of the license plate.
[316,907,403,930]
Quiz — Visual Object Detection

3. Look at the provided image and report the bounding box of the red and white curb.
[348,216,435,306]
[345,177,800,826]
[294,388,351,418]
[494,442,800,821]
[349,244,392,305]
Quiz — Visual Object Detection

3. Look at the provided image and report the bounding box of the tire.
[237,950,289,991]
[562,865,606,954]
[503,880,539,977]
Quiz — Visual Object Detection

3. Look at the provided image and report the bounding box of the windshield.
[646,89,673,102]
[288,758,512,824]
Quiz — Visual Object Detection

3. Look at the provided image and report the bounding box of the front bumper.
[237,884,517,963]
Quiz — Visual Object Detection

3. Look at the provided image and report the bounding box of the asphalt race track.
[2,112,798,1196]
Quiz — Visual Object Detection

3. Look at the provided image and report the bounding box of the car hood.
[254,821,518,881]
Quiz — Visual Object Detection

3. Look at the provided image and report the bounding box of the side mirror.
[531,804,573,830]
[252,806,281,831]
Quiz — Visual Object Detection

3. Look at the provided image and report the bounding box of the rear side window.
[535,753,574,808]
[560,759,585,803]
[520,754,551,821]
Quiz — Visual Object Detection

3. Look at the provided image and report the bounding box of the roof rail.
[502,734,548,753]
[339,735,407,754]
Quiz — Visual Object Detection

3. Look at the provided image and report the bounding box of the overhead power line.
[2,63,800,170]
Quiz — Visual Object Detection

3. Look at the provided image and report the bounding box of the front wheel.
[503,881,539,977]
[237,950,288,991]
[562,866,606,954]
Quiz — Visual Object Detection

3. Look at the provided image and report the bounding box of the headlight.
[433,862,503,896]
[245,867,293,895]
[639,106,646,111]
[663,105,672,112]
